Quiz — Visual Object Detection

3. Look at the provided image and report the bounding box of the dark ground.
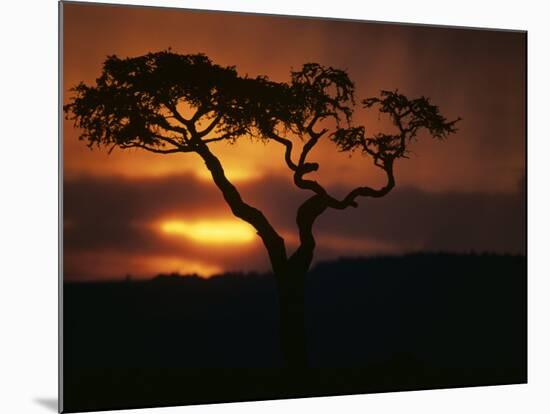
[62,253,526,412]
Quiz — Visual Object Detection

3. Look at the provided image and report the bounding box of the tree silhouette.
[64,51,460,369]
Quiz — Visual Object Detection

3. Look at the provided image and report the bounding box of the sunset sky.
[62,3,526,280]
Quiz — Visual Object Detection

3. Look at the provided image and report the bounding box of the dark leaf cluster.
[64,51,460,184]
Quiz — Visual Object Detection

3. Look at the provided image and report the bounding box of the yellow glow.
[140,255,223,277]
[195,167,259,182]
[160,219,256,244]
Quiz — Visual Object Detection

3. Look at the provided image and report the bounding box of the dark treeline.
[63,253,526,412]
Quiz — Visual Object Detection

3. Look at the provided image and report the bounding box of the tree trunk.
[275,267,308,369]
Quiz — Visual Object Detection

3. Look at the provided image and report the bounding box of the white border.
[1,1,548,413]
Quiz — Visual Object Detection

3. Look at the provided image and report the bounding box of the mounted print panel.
[60,1,527,412]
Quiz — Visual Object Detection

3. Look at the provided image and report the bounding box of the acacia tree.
[65,51,460,369]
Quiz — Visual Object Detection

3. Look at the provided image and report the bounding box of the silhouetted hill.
[63,253,526,412]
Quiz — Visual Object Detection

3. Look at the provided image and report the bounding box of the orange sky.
[62,3,526,280]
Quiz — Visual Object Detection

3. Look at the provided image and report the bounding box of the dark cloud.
[316,182,526,254]
[63,174,525,279]
[64,174,223,251]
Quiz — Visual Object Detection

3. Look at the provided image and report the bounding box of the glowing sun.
[159,219,256,244]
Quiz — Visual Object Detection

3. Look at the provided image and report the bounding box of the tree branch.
[191,107,210,124]
[266,113,336,195]
[299,115,328,166]
[268,132,298,171]
[288,194,327,274]
[197,113,222,138]
[165,102,193,129]
[202,127,249,144]
[289,159,396,272]
[118,142,189,154]
[195,143,288,273]
[289,113,332,197]
[329,160,396,209]
[202,136,227,144]
[152,116,189,137]
[150,133,187,150]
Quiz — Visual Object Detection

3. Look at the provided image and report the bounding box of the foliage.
[65,51,459,173]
